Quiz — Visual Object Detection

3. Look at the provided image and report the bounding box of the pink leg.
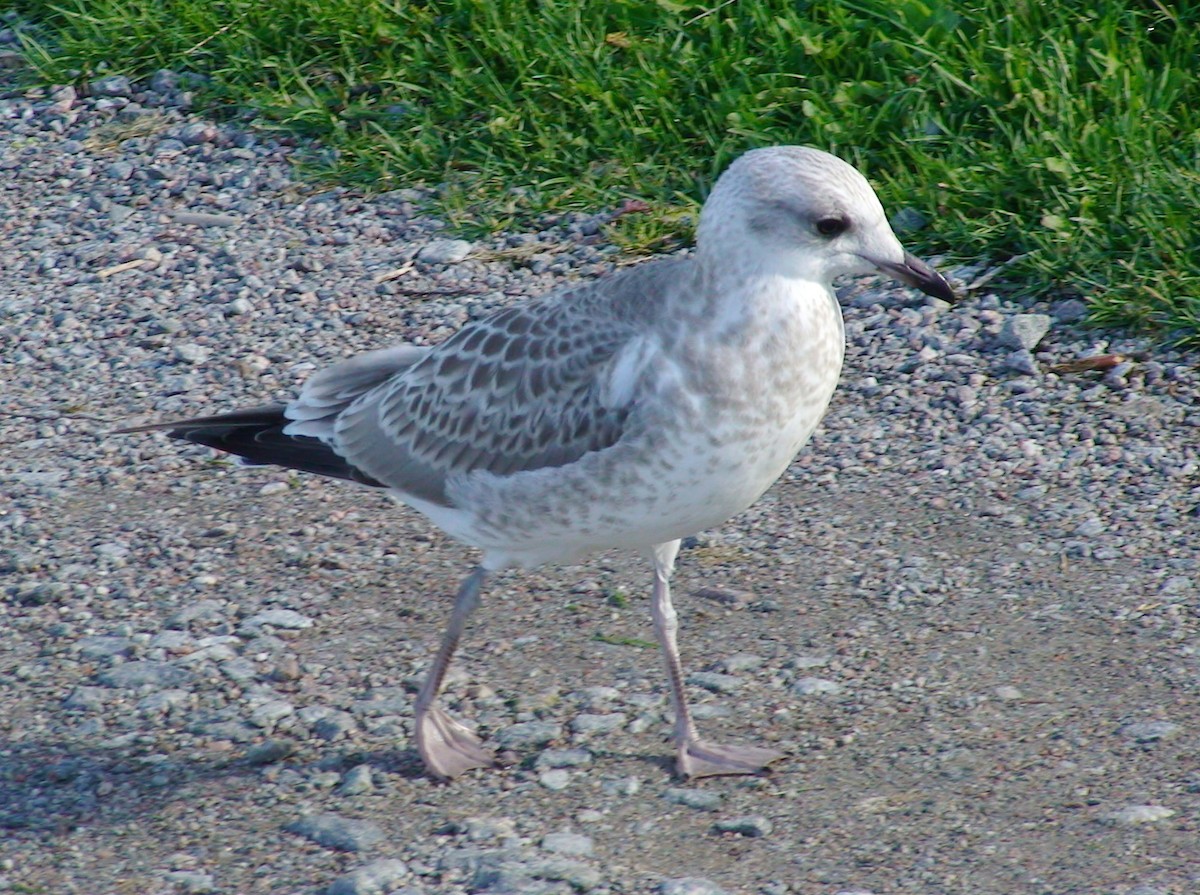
[413,566,495,780]
[649,541,783,778]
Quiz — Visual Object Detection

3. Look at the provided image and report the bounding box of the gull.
[122,146,954,780]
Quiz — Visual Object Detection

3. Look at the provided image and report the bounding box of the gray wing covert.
[331,294,643,506]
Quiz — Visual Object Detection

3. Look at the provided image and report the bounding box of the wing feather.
[329,262,689,506]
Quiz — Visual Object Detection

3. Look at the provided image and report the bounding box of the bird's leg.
[413,565,495,780]
[649,541,783,778]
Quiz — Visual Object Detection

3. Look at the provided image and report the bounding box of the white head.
[697,146,953,301]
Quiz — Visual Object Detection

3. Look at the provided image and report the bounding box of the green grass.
[8,0,1200,342]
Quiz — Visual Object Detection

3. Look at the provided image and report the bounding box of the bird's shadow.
[0,736,254,837]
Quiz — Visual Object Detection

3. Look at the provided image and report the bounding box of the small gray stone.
[313,711,358,741]
[686,671,742,693]
[417,239,473,264]
[1120,721,1181,743]
[569,712,625,734]
[533,856,601,889]
[999,313,1052,350]
[174,343,209,364]
[1073,517,1106,537]
[179,122,217,145]
[540,831,594,857]
[791,655,830,669]
[660,879,731,895]
[1052,298,1089,322]
[63,686,109,711]
[173,210,239,228]
[218,657,257,682]
[244,739,295,765]
[1004,349,1040,375]
[77,635,134,659]
[538,768,572,791]
[601,776,641,796]
[286,813,385,852]
[241,608,314,631]
[1159,576,1193,598]
[166,599,226,628]
[338,765,374,795]
[1102,805,1174,825]
[717,653,764,673]
[495,720,562,749]
[535,748,592,769]
[163,870,215,893]
[249,699,294,729]
[713,815,773,837]
[326,859,410,895]
[137,689,194,714]
[150,69,180,92]
[98,661,190,689]
[792,676,842,696]
[663,787,722,811]
[463,816,516,841]
[89,75,132,97]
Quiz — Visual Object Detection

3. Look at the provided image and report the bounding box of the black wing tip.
[118,404,386,489]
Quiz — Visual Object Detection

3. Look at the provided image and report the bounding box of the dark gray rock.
[286,813,385,852]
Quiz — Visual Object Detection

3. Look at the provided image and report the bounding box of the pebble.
[494,720,562,749]
[244,739,295,765]
[88,75,132,96]
[1004,348,1039,375]
[97,661,190,689]
[663,787,722,811]
[1120,721,1181,743]
[792,676,842,696]
[417,238,473,263]
[326,859,411,895]
[718,653,764,673]
[163,870,215,893]
[713,815,773,837]
[685,672,742,693]
[338,765,374,795]
[999,313,1052,350]
[241,608,315,631]
[535,748,592,768]
[1102,805,1175,826]
[286,813,386,851]
[569,712,625,734]
[313,711,359,741]
[173,210,239,227]
[601,776,642,796]
[539,832,594,857]
[538,768,572,791]
[660,879,732,895]
[463,816,516,841]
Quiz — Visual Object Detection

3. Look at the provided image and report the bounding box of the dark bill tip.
[875,251,957,303]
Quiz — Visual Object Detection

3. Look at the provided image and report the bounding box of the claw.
[415,704,494,780]
[678,739,783,779]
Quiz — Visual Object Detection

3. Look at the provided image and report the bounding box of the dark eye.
[816,216,848,237]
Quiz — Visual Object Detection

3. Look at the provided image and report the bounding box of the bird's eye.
[816,216,848,238]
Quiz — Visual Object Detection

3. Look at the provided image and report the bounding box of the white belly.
[420,278,846,568]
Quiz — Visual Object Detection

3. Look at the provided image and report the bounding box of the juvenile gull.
[122,146,954,780]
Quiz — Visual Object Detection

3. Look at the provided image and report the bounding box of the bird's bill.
[873,251,956,303]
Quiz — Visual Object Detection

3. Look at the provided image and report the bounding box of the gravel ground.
[2,49,1199,895]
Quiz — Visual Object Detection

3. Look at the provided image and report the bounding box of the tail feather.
[118,404,385,488]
